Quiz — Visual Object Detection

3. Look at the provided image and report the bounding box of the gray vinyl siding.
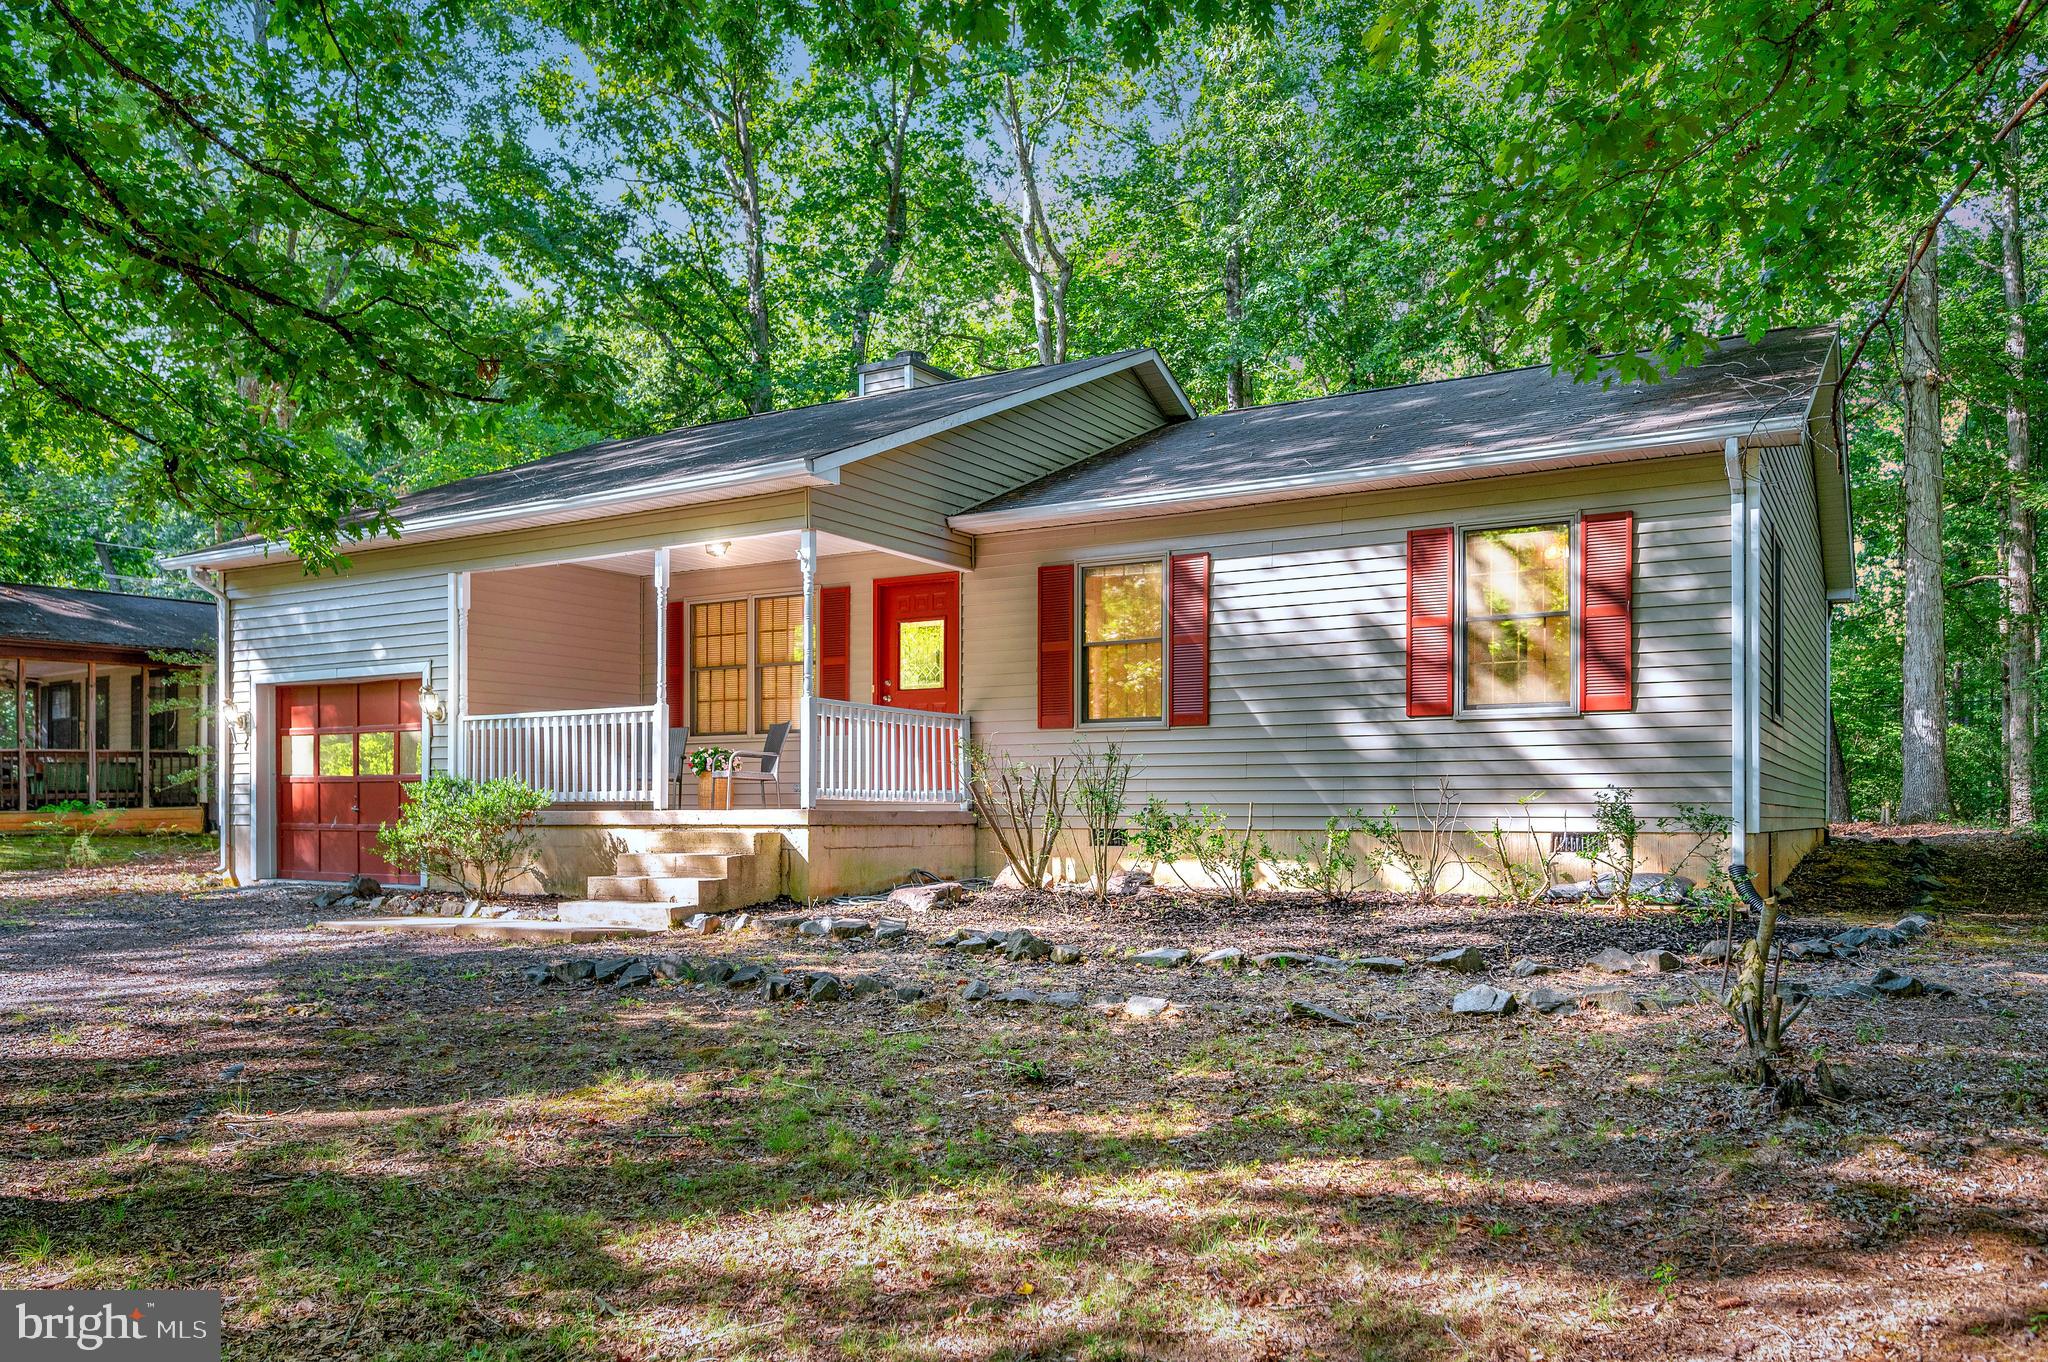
[1756,441,1831,830]
[811,369,1169,566]
[964,454,1736,830]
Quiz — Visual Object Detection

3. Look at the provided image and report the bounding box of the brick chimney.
[853,350,957,397]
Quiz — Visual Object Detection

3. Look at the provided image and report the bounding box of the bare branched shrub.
[1468,792,1564,905]
[967,742,1069,890]
[1183,802,1266,907]
[1379,778,1464,905]
[1071,742,1135,905]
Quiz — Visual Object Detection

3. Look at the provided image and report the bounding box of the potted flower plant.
[688,746,733,809]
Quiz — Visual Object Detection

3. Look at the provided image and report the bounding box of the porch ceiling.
[562,530,906,577]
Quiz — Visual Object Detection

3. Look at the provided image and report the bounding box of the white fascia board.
[163,462,827,570]
[949,416,1811,533]
[806,350,1194,480]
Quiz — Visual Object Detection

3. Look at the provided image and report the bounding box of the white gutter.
[182,566,234,882]
[950,416,1810,533]
[1725,436,1761,876]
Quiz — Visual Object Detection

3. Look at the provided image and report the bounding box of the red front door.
[277,679,422,883]
[874,573,961,714]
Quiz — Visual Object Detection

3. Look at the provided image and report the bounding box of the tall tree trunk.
[847,74,913,373]
[2002,153,2037,828]
[997,74,1071,365]
[1223,154,1248,409]
[1898,237,1951,823]
[1828,712,1852,822]
[731,77,772,415]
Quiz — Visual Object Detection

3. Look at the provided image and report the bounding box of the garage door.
[277,679,422,883]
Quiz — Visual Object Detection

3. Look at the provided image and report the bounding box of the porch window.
[1462,523,1572,709]
[755,594,803,730]
[1081,560,1164,722]
[691,599,748,736]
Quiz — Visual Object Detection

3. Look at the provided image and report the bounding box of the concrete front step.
[556,899,693,930]
[583,873,722,904]
[612,851,732,878]
[317,915,661,942]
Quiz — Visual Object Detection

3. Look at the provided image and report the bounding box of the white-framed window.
[1079,558,1166,724]
[1458,520,1575,713]
[690,592,806,736]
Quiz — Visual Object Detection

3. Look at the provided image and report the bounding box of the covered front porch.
[448,527,974,817]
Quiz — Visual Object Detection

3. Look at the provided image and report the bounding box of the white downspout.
[183,565,234,881]
[797,527,818,810]
[1725,438,1752,875]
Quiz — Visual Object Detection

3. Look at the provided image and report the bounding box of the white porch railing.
[811,697,970,804]
[463,704,659,804]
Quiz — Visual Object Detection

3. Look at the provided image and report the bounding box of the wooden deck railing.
[463,705,660,804]
[0,750,204,811]
[811,697,970,805]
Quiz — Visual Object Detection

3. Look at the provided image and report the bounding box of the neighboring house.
[167,331,1850,905]
[0,582,216,831]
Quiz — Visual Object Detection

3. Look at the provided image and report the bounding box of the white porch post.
[651,547,672,810]
[446,572,470,777]
[798,528,818,809]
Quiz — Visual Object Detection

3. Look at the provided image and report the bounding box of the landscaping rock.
[805,974,844,1003]
[1893,914,1934,938]
[554,959,597,984]
[1783,940,1840,962]
[892,983,928,1002]
[1134,947,1192,968]
[727,913,752,932]
[1525,987,1576,1014]
[612,961,654,989]
[520,964,550,985]
[759,913,807,934]
[1697,939,1733,962]
[990,988,1041,1005]
[1041,990,1083,1008]
[759,973,797,1001]
[1050,944,1084,965]
[1426,946,1487,974]
[652,958,691,981]
[958,979,991,1002]
[999,928,1054,962]
[592,957,634,984]
[1122,995,1172,1019]
[1352,956,1407,974]
[1197,947,1245,968]
[957,935,997,954]
[992,865,1043,891]
[1540,879,1598,903]
[1451,984,1517,1016]
[1510,957,1558,978]
[890,881,964,912]
[1590,947,1638,973]
[1816,981,1880,1002]
[1105,867,1154,897]
[1252,951,1318,969]
[801,916,871,939]
[693,960,733,986]
[1582,988,1643,1016]
[1597,872,1694,905]
[929,926,977,948]
[1639,991,1689,1013]
[848,975,890,997]
[1288,1000,1359,1026]
[1634,949,1684,973]
[686,913,721,934]
[725,963,766,989]
[874,919,909,944]
[1869,968,1951,998]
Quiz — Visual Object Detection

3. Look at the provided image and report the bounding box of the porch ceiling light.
[704,541,731,558]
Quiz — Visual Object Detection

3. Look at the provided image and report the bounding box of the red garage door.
[278,679,422,883]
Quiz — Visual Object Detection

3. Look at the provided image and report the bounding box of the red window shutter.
[1580,511,1635,712]
[1168,551,1210,726]
[665,601,688,727]
[1406,527,1455,717]
[818,585,851,701]
[1037,563,1076,728]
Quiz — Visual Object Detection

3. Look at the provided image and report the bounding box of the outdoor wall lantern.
[221,701,252,745]
[418,676,448,725]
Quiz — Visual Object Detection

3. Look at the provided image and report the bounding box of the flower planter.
[696,773,730,810]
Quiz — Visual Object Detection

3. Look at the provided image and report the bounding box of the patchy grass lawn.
[1,841,2044,1360]
[0,832,213,874]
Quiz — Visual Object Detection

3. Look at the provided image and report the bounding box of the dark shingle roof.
[187,351,1153,560]
[0,583,215,655]
[962,327,1837,521]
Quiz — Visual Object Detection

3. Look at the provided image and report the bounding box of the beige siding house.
[166,332,1851,911]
